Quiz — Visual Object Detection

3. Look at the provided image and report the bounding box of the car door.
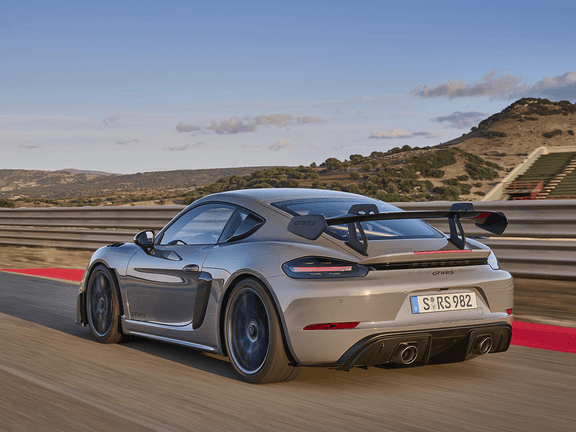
[125,203,235,326]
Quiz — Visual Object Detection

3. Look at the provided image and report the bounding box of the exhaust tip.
[473,336,492,355]
[392,343,419,365]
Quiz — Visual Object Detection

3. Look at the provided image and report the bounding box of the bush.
[361,163,372,172]
[457,175,469,181]
[349,171,360,180]
[323,157,343,170]
[569,130,575,136]
[543,130,562,138]
[348,183,360,194]
[0,199,15,208]
[479,130,507,139]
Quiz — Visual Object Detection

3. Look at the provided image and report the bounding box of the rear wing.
[287,203,507,256]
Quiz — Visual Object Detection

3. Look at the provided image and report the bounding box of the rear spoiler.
[287,203,507,256]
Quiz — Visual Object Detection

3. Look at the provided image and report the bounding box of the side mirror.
[134,230,155,253]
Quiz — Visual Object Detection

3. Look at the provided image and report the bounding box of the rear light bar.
[303,322,360,330]
[414,250,472,255]
[282,257,369,279]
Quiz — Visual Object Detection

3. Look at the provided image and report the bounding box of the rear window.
[271,198,443,241]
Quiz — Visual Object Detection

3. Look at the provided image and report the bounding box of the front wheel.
[224,278,300,384]
[86,265,123,344]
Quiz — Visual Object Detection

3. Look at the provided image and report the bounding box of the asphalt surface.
[1,271,575,432]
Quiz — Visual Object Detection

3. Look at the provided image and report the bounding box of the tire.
[86,265,123,344]
[224,278,300,384]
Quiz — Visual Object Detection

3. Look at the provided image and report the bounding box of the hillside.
[1,98,575,208]
[183,98,576,204]
[0,166,269,202]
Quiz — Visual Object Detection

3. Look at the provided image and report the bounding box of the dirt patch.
[0,245,93,270]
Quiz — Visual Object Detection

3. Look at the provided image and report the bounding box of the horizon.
[2,0,575,175]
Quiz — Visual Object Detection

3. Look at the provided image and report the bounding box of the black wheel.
[224,278,300,384]
[86,265,123,344]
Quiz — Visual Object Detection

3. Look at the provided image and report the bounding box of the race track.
[1,271,575,432]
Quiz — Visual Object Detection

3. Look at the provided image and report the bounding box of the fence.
[1,200,575,279]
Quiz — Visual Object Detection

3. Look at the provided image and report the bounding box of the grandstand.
[484,147,576,200]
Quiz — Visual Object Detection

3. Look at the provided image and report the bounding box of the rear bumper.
[305,323,512,370]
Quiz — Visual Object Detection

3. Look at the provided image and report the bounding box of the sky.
[1,0,575,174]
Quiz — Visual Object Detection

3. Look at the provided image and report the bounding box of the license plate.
[411,292,477,314]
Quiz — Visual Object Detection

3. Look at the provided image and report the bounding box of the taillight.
[282,257,369,279]
[303,322,360,330]
[507,308,513,315]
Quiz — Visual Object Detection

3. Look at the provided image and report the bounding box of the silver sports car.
[76,188,513,383]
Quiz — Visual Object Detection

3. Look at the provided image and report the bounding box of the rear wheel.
[224,278,300,384]
[86,265,123,344]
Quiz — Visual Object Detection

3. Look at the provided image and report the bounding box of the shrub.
[568,130,575,136]
[350,171,360,179]
[348,183,360,194]
[479,130,507,139]
[0,199,15,208]
[361,163,372,172]
[485,161,503,170]
[457,175,469,181]
[350,154,364,164]
[543,130,562,138]
[323,157,343,170]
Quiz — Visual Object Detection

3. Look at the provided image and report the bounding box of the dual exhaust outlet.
[391,335,493,365]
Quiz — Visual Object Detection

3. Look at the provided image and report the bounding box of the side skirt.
[122,318,218,353]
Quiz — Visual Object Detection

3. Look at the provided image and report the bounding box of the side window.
[219,208,264,242]
[159,204,235,246]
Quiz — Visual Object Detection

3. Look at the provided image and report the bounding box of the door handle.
[183,264,200,273]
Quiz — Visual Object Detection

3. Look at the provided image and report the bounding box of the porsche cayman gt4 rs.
[76,189,513,383]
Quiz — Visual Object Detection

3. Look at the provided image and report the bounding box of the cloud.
[269,140,296,151]
[297,116,324,125]
[164,144,193,151]
[411,71,528,100]
[413,70,576,101]
[115,138,139,145]
[335,109,342,115]
[176,114,326,135]
[176,122,202,133]
[369,129,437,139]
[533,71,576,91]
[19,144,42,149]
[102,115,120,125]
[255,114,293,127]
[525,71,576,100]
[163,141,208,151]
[432,111,486,129]
[209,116,257,134]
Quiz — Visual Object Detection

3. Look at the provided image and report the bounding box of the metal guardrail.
[1,200,575,279]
